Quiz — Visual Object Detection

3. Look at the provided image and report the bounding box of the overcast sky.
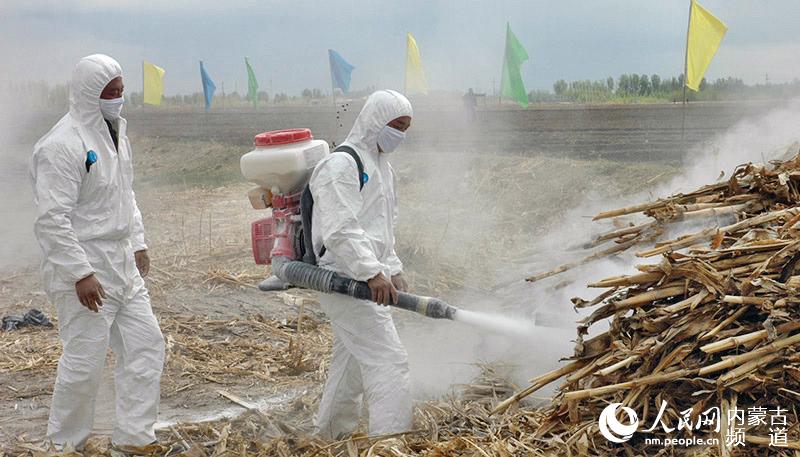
[2,0,799,96]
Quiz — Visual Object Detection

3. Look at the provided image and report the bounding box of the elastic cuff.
[132,241,148,252]
[356,264,386,282]
[74,268,95,284]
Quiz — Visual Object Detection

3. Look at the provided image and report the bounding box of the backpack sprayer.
[240,128,458,320]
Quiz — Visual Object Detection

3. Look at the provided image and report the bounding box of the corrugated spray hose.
[271,257,458,320]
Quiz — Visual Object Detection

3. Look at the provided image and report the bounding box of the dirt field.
[0,101,784,450]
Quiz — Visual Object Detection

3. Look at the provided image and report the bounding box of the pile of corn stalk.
[500,153,800,455]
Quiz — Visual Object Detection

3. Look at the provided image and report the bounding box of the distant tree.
[639,74,651,95]
[630,74,641,95]
[651,74,661,92]
[711,77,744,92]
[553,79,568,95]
[301,88,312,98]
[528,90,556,103]
[541,72,800,103]
[597,80,607,90]
[128,92,142,107]
[47,83,69,109]
[617,74,630,95]
[257,91,269,103]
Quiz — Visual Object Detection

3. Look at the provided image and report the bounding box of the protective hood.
[31,53,147,299]
[343,90,412,157]
[69,54,123,127]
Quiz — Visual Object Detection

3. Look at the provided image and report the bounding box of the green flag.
[245,57,258,107]
[500,23,529,108]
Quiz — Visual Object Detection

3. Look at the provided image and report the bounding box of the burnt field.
[12,100,777,161]
[128,101,775,161]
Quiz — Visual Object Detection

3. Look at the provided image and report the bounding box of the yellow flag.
[685,0,727,91]
[143,61,165,105]
[404,33,428,95]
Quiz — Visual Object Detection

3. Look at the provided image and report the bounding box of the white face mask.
[377,125,406,154]
[99,96,124,120]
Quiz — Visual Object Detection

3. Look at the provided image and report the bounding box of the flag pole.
[681,0,692,142]
[329,51,337,108]
[499,24,508,106]
[403,37,408,94]
[331,73,336,108]
[329,55,339,142]
[141,61,144,108]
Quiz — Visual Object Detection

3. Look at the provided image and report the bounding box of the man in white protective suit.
[309,90,414,439]
[30,54,164,448]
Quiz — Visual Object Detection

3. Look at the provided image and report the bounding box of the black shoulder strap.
[333,145,365,190]
[300,184,317,264]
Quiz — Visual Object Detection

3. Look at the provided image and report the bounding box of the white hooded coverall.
[29,54,165,447]
[309,90,413,439]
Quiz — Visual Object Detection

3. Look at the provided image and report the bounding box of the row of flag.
[143,58,259,111]
[141,0,727,110]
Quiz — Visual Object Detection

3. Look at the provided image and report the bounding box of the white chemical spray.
[452,308,536,339]
[403,99,800,399]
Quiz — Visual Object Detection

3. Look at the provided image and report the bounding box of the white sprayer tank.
[240,128,329,194]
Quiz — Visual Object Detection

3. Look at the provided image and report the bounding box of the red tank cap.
[254,128,313,146]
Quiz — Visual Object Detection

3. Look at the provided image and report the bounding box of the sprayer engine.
[241,128,329,265]
[250,192,305,264]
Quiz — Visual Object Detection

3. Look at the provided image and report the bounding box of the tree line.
[0,80,354,109]
[3,75,799,110]
[532,74,800,103]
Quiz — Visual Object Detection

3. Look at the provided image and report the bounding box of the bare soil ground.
[0,102,774,451]
[0,183,331,447]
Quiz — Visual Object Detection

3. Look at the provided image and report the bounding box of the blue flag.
[328,49,355,94]
[199,60,216,111]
